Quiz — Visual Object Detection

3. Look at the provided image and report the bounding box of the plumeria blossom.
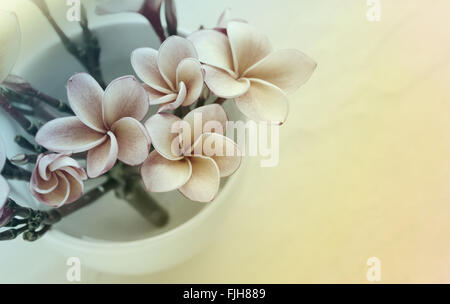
[188,21,317,124]
[0,137,10,222]
[131,36,204,112]
[0,10,21,84]
[30,154,87,207]
[36,73,151,178]
[141,104,241,202]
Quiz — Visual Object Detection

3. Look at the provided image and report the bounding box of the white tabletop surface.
[1,0,450,283]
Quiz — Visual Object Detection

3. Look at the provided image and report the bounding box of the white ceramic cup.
[4,20,244,275]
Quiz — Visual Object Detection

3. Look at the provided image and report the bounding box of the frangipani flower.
[141,104,241,202]
[0,10,21,84]
[188,22,317,124]
[36,74,151,178]
[30,154,87,207]
[0,137,10,211]
[131,36,204,112]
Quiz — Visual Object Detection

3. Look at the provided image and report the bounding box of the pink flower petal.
[188,29,235,75]
[131,48,172,94]
[63,172,84,205]
[48,155,83,172]
[157,81,186,113]
[31,154,86,207]
[243,49,317,94]
[37,153,62,181]
[36,117,107,153]
[111,117,151,166]
[203,65,250,98]
[227,21,273,76]
[144,113,183,160]
[179,155,220,203]
[191,132,242,177]
[31,172,70,207]
[102,76,149,127]
[0,176,9,206]
[0,10,20,84]
[31,170,59,195]
[60,166,87,182]
[141,150,192,192]
[158,36,198,90]
[183,104,228,148]
[235,79,289,124]
[95,0,144,14]
[67,73,105,132]
[176,58,204,106]
[86,132,118,178]
[143,84,177,105]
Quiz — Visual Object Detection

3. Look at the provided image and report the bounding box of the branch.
[1,159,32,181]
[0,94,38,136]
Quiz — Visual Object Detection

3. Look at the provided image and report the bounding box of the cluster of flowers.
[0,5,316,216]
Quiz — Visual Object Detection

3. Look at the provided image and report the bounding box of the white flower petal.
[158,82,187,113]
[143,84,177,105]
[144,113,183,160]
[102,76,149,127]
[183,104,228,146]
[191,133,241,177]
[157,81,186,113]
[111,117,151,166]
[63,172,84,205]
[203,65,250,98]
[36,117,107,154]
[243,49,317,93]
[141,150,192,192]
[235,79,289,124]
[131,48,172,94]
[31,172,70,208]
[179,155,220,203]
[86,132,118,178]
[176,58,204,106]
[67,73,105,132]
[158,36,198,90]
[188,29,235,74]
[227,21,272,76]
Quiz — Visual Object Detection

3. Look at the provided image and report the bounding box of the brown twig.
[0,94,38,136]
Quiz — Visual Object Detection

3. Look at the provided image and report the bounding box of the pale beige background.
[1,0,450,283]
